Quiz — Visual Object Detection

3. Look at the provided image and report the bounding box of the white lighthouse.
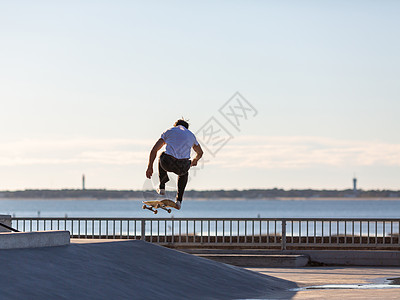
[82,174,86,190]
[353,176,357,195]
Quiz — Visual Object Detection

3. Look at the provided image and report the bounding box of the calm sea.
[1,198,400,219]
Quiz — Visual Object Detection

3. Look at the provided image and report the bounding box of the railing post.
[281,220,287,250]
[171,217,175,245]
[141,220,146,241]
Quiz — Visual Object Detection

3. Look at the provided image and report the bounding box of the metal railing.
[10,217,400,249]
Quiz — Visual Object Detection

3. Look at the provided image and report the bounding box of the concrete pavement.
[3,237,400,299]
[73,240,400,299]
[250,267,400,299]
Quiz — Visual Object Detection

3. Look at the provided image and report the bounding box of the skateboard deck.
[142,199,178,214]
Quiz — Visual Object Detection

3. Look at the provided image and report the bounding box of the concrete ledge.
[183,249,400,267]
[0,215,12,232]
[0,231,70,249]
[295,250,400,266]
[197,254,309,267]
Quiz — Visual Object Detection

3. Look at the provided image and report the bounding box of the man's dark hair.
[174,119,189,129]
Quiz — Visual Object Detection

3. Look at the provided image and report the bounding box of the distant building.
[353,176,357,195]
[82,174,85,190]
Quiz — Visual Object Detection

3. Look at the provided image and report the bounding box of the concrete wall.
[0,231,70,249]
[0,215,11,232]
[183,249,400,267]
[292,250,400,266]
[196,253,309,267]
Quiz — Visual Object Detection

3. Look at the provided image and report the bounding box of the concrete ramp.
[0,240,296,299]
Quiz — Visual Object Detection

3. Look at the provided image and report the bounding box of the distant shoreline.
[0,188,399,200]
[0,196,399,201]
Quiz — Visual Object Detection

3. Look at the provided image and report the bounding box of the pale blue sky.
[0,1,399,190]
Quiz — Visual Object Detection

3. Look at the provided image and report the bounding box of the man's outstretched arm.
[191,144,203,167]
[146,138,165,179]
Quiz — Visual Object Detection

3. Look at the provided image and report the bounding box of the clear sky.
[0,1,399,191]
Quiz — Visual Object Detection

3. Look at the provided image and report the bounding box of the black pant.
[158,152,191,202]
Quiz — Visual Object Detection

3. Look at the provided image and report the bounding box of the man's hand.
[146,138,165,179]
[191,159,199,167]
[191,144,203,167]
[146,166,153,179]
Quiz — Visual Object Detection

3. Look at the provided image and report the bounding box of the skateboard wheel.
[142,205,146,209]
[154,210,158,214]
[167,209,172,213]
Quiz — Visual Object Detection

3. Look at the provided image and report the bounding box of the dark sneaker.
[174,200,181,210]
[156,188,166,196]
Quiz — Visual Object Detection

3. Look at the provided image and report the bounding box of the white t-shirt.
[161,125,199,159]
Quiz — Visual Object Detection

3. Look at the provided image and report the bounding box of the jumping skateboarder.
[146,119,203,209]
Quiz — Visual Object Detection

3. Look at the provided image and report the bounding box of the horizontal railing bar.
[11,217,400,221]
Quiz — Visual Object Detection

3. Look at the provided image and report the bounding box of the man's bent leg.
[158,156,169,189]
[176,172,188,202]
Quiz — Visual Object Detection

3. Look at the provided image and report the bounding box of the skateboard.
[142,199,178,214]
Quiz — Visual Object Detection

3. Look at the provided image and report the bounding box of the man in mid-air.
[146,119,203,209]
